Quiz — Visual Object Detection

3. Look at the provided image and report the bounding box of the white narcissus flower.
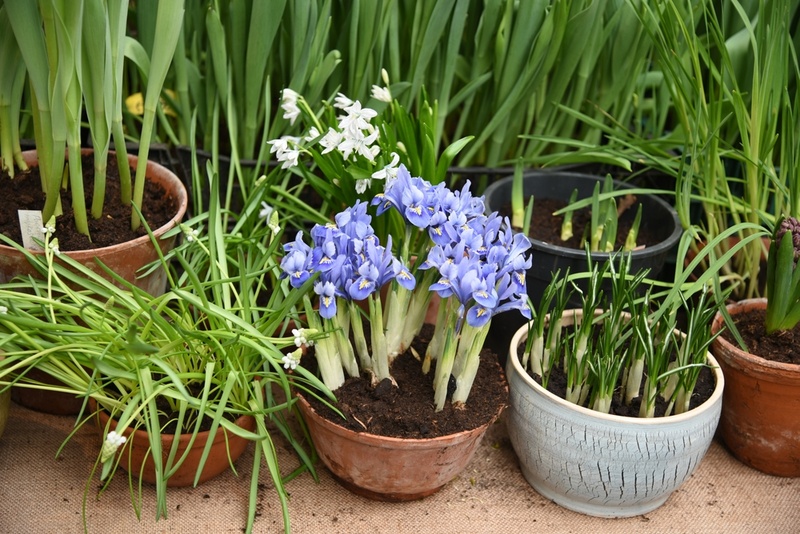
[259,201,275,220]
[280,88,301,125]
[355,179,371,194]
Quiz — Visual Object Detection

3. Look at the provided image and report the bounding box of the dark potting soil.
[303,324,508,439]
[719,307,800,365]
[519,197,662,250]
[0,153,178,251]
[519,325,717,418]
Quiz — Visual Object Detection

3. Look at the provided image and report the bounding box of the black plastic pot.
[483,170,683,356]
[176,146,267,216]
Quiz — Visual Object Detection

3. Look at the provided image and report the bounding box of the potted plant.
[623,0,799,302]
[482,167,683,351]
[266,86,530,500]
[0,0,188,293]
[710,217,800,477]
[0,173,326,533]
[506,245,726,517]
[164,1,339,218]
[282,166,530,500]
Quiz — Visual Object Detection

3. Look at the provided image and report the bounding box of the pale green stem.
[348,301,371,371]
[423,296,452,374]
[451,322,490,406]
[369,295,391,385]
[334,304,358,379]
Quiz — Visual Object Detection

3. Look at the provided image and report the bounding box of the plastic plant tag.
[18,210,45,251]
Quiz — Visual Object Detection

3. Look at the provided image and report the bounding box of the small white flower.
[338,101,378,132]
[281,88,301,125]
[268,136,302,169]
[101,430,127,462]
[381,68,391,87]
[338,126,379,162]
[292,328,307,347]
[41,225,56,235]
[0,305,7,314]
[181,224,200,242]
[50,243,60,256]
[263,205,280,235]
[305,126,321,143]
[281,348,302,370]
[371,84,391,103]
[333,92,354,109]
[355,179,371,194]
[371,152,401,182]
[259,201,275,220]
[319,128,344,155]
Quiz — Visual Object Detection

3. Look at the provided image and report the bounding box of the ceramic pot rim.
[508,310,725,426]
[296,392,505,449]
[711,298,800,375]
[0,149,188,257]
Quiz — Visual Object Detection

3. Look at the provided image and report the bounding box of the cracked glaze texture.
[505,320,723,518]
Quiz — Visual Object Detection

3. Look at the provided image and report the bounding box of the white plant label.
[18,210,45,251]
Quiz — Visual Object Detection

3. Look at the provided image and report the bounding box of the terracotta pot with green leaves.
[711,217,800,477]
[271,88,521,500]
[0,1,187,288]
[0,179,325,533]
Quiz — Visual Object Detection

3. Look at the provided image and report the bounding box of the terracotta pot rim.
[508,312,725,426]
[92,398,256,444]
[296,392,506,449]
[711,297,800,374]
[0,149,188,257]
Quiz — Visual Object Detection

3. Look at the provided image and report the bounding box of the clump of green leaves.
[765,217,800,334]
[524,250,721,417]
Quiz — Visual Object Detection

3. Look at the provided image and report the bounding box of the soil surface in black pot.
[0,153,177,251]
[719,307,800,365]
[303,324,508,439]
[504,197,662,250]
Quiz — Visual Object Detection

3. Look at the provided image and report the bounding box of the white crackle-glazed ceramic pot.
[505,312,724,518]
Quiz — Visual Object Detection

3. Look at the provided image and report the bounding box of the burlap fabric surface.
[0,401,796,533]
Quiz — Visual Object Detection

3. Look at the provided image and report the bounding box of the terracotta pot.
[95,403,256,487]
[0,149,188,296]
[506,311,724,517]
[9,367,84,415]
[711,298,800,477]
[296,391,505,501]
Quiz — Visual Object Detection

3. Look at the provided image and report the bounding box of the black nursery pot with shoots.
[482,171,682,354]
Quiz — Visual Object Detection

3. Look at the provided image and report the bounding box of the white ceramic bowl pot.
[505,315,724,518]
